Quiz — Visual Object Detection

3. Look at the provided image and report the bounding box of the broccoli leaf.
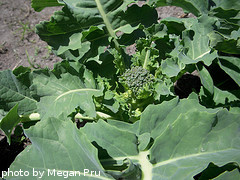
[7,116,113,180]
[218,56,240,87]
[196,63,214,95]
[210,0,240,10]
[8,98,240,179]
[214,169,240,180]
[0,70,37,115]
[0,104,20,144]
[180,16,218,66]
[31,0,64,12]
[32,67,103,119]
[148,0,209,16]
[35,0,157,61]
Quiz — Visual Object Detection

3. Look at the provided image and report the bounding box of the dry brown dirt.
[0,0,62,71]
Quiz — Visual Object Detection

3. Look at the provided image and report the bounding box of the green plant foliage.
[5,98,240,179]
[31,0,64,12]
[35,0,158,62]
[0,104,20,143]
[7,116,112,180]
[148,0,209,16]
[0,109,7,121]
[0,0,239,179]
[214,169,240,180]
[217,56,240,86]
[0,70,37,115]
[32,66,103,119]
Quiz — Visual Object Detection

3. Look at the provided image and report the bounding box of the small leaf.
[148,0,209,16]
[210,0,240,10]
[31,0,64,12]
[0,70,37,114]
[106,159,142,180]
[161,57,181,77]
[218,56,240,87]
[138,133,151,151]
[0,104,20,144]
[196,63,214,95]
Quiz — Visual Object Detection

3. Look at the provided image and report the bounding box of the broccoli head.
[119,66,155,99]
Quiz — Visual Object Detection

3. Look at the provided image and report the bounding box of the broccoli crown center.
[120,66,154,94]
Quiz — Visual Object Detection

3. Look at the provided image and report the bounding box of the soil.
[0,0,194,175]
[0,0,62,71]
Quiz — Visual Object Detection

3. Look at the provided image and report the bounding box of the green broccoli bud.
[119,66,155,99]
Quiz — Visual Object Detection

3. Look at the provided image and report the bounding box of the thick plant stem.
[75,113,95,121]
[143,48,151,69]
[21,111,114,122]
[95,0,120,51]
[75,112,113,121]
[20,113,41,121]
[95,0,126,74]
[138,151,153,180]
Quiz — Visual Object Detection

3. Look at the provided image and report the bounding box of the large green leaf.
[138,98,218,139]
[148,0,240,16]
[180,16,218,66]
[107,119,139,134]
[82,120,143,179]
[199,86,240,110]
[37,0,157,36]
[83,98,240,179]
[213,87,240,107]
[207,6,240,54]
[32,68,103,119]
[149,109,240,179]
[8,98,240,179]
[35,0,158,61]
[210,7,240,25]
[82,120,139,159]
[7,116,113,180]
[0,70,37,115]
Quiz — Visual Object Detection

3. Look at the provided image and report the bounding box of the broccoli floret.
[119,66,155,99]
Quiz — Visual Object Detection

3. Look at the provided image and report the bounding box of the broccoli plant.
[0,0,240,179]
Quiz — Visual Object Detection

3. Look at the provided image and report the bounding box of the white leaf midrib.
[54,88,101,101]
[95,0,115,38]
